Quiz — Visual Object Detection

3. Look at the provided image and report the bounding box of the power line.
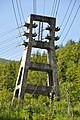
[0,44,22,56]
[60,0,77,37]
[0,41,20,54]
[1,49,22,60]
[53,0,58,16]
[0,27,18,37]
[16,0,24,32]
[0,0,25,60]
[18,0,25,22]
[11,0,23,41]
[55,0,60,17]
[51,0,56,16]
[16,0,23,25]
[0,40,19,51]
[60,0,73,28]
[0,37,17,47]
[61,5,80,44]
[33,0,37,13]
[0,35,18,46]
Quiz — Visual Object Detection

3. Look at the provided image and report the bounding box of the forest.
[0,40,80,120]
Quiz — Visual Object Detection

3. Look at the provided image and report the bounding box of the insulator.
[22,41,28,46]
[55,36,60,41]
[55,45,59,50]
[45,34,52,40]
[23,22,38,28]
[55,27,60,32]
[23,32,29,37]
[32,23,38,28]
[23,22,30,28]
[46,25,52,31]
[22,32,37,38]
[32,33,37,37]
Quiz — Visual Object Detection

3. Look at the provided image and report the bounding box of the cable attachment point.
[32,32,37,37]
[45,34,52,40]
[23,22,38,29]
[55,36,60,41]
[55,45,59,50]
[32,23,38,28]
[22,32,37,38]
[55,27,60,32]
[46,25,52,31]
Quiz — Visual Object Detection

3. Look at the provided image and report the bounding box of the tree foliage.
[0,40,80,120]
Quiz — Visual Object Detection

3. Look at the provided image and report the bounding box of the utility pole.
[12,14,60,104]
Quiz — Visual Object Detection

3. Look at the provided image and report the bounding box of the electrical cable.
[33,0,37,13]
[0,39,20,51]
[0,27,18,37]
[61,5,80,44]
[1,49,22,59]
[55,0,60,18]
[1,51,22,60]
[60,0,77,37]
[0,35,18,46]
[0,42,19,55]
[0,46,22,58]
[16,0,23,25]
[0,0,25,60]
[60,0,73,28]
[18,0,25,22]
[11,0,23,41]
[52,0,58,16]
[0,38,17,48]
[51,0,56,16]
[16,0,24,32]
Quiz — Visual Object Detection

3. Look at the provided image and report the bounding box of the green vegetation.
[0,58,10,64]
[0,40,80,120]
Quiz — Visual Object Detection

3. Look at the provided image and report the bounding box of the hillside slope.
[0,58,10,64]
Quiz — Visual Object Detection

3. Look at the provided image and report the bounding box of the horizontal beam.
[30,14,55,23]
[24,84,52,95]
[29,62,52,72]
[23,41,52,49]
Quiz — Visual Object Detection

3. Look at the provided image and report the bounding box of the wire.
[0,37,16,47]
[16,0,23,25]
[61,5,80,44]
[0,27,18,37]
[60,0,77,37]
[51,0,56,16]
[52,0,58,16]
[0,35,18,46]
[33,0,37,13]
[60,0,73,28]
[55,0,60,17]
[2,47,20,57]
[11,0,23,41]
[16,0,24,32]
[0,50,22,61]
[1,49,22,60]
[18,0,25,22]
[0,41,19,54]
